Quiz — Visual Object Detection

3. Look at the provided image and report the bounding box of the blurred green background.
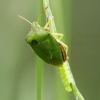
[0,0,100,100]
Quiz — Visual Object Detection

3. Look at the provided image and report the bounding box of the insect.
[19,7,69,66]
[19,7,84,100]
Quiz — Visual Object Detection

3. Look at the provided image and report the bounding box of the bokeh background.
[0,0,100,100]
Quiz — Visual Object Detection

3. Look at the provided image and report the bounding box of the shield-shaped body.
[26,22,67,66]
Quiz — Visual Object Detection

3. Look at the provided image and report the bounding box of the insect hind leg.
[52,33,68,52]
[57,40,68,53]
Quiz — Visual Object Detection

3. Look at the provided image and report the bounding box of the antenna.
[18,15,32,25]
[37,6,48,23]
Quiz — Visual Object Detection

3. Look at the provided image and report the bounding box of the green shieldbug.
[18,7,72,91]
[19,7,68,66]
[19,7,85,100]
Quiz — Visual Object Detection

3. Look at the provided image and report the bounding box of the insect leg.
[44,19,53,29]
[57,40,68,52]
[52,33,63,40]
[51,33,68,51]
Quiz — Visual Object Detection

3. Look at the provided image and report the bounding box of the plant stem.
[43,0,57,33]
[36,1,44,100]
[36,57,43,100]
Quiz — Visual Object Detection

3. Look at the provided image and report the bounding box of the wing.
[30,40,52,64]
[30,35,64,66]
[48,34,64,66]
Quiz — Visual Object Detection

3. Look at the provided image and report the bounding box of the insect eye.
[31,39,38,45]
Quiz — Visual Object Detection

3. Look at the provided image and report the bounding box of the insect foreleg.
[44,18,53,29]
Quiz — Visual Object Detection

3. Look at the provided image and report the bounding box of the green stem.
[43,0,57,33]
[36,56,43,100]
[72,85,85,100]
[36,1,44,100]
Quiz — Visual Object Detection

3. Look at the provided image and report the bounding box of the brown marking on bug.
[58,42,69,62]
